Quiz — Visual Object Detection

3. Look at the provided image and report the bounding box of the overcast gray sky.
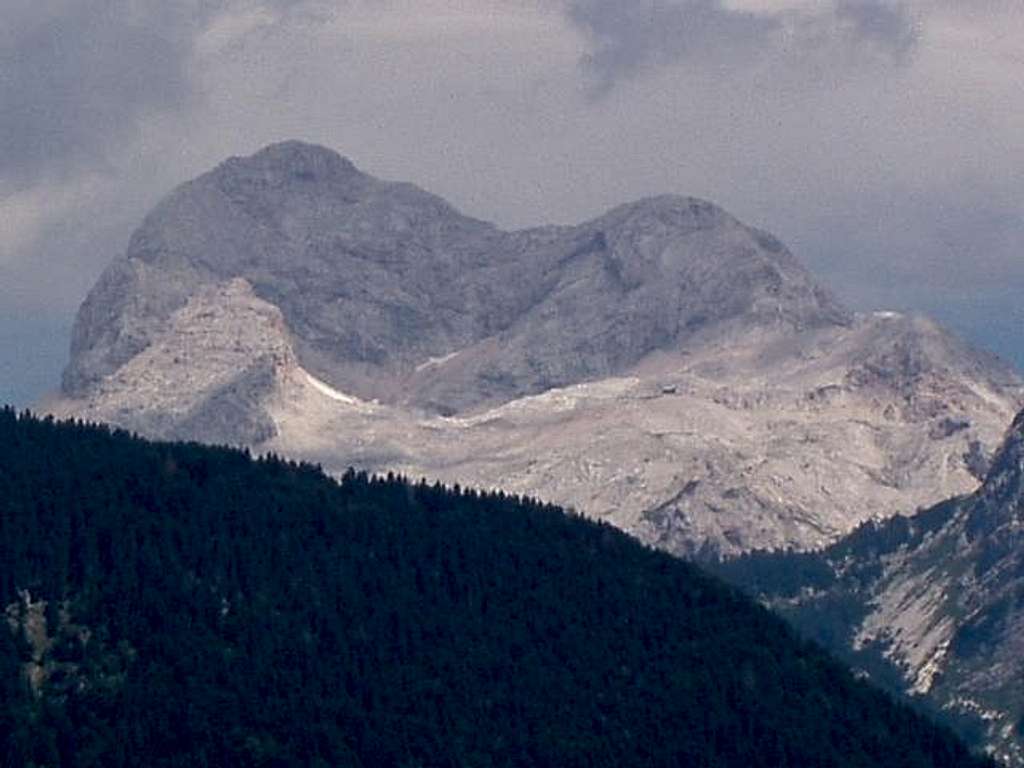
[1,0,1022,406]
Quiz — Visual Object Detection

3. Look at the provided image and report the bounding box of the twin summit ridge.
[54,140,1024,557]
[64,139,848,410]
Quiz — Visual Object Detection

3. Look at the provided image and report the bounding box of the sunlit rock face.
[54,141,1024,556]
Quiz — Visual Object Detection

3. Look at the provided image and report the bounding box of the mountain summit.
[64,141,849,413]
[52,142,1024,555]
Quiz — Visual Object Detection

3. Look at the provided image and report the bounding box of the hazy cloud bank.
[566,0,919,93]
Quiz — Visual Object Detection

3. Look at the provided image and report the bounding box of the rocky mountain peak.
[597,194,730,230]
[53,142,1024,558]
[591,194,852,330]
[62,142,851,412]
[226,140,361,179]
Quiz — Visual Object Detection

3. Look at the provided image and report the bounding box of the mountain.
[715,407,1024,765]
[0,409,996,767]
[50,141,1024,555]
[61,141,848,411]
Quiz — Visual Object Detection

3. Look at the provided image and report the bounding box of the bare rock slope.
[719,408,1024,765]
[52,141,1024,555]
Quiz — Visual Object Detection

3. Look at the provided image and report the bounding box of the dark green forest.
[0,408,995,767]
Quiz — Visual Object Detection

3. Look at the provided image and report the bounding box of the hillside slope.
[0,409,995,767]
[716,407,1024,765]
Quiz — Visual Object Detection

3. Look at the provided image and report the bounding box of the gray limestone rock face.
[168,358,280,446]
[53,141,1024,558]
[54,277,295,447]
[63,141,850,412]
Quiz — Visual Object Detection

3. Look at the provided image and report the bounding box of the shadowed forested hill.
[0,408,995,767]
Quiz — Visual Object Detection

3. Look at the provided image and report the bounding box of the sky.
[1,0,1022,406]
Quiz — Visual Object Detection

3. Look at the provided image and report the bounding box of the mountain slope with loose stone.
[716,407,1024,765]
[50,141,1024,556]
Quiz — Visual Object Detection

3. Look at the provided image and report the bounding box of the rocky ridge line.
[51,142,1024,556]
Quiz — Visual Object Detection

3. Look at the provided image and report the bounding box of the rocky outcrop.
[55,278,291,446]
[719,408,1024,764]
[52,142,1024,556]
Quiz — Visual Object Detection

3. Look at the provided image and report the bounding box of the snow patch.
[304,372,362,406]
[415,351,459,372]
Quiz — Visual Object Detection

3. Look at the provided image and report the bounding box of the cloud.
[835,0,917,59]
[0,1,194,190]
[0,0,318,192]
[0,310,71,407]
[566,0,779,92]
[565,0,919,93]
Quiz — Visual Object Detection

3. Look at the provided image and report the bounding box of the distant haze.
[2,0,1022,406]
